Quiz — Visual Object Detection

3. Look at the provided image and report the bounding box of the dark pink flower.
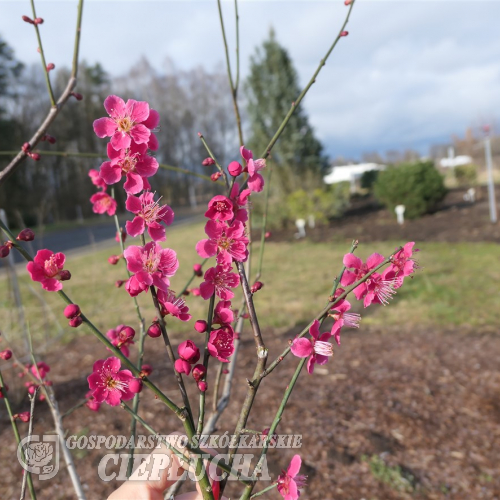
[340,252,385,300]
[63,304,81,319]
[228,161,243,177]
[90,192,117,216]
[174,358,191,375]
[100,142,158,194]
[240,146,266,193]
[106,325,135,357]
[329,300,361,345]
[290,320,333,374]
[27,249,70,292]
[128,378,143,394]
[124,242,179,296]
[363,270,397,308]
[207,326,235,363]
[277,455,307,500]
[213,300,234,326]
[229,182,251,222]
[88,169,107,190]
[157,289,191,321]
[87,357,134,407]
[125,192,174,242]
[205,195,234,222]
[30,361,50,380]
[387,242,417,285]
[93,95,158,151]
[85,391,101,412]
[194,320,208,333]
[178,340,200,364]
[0,349,12,360]
[192,364,206,382]
[196,220,248,265]
[200,265,240,300]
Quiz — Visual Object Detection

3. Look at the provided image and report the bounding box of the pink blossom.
[205,195,234,222]
[87,356,134,407]
[208,326,235,362]
[124,242,179,296]
[88,169,107,190]
[213,300,234,326]
[192,364,206,382]
[157,289,191,321]
[27,249,70,292]
[85,391,101,412]
[229,182,251,222]
[240,146,266,193]
[194,320,208,333]
[387,242,417,285]
[290,320,333,374]
[277,455,307,500]
[340,252,385,300]
[125,192,174,242]
[178,340,200,364]
[329,300,361,345]
[100,142,158,194]
[106,325,135,357]
[174,358,191,375]
[196,220,248,265]
[200,265,240,300]
[30,362,50,380]
[90,192,117,216]
[93,95,158,151]
[363,270,396,308]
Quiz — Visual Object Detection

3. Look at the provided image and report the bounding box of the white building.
[323,163,386,192]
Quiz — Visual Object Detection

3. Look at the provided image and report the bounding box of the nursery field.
[1,191,500,499]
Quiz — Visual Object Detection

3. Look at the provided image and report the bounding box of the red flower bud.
[115,229,126,244]
[222,369,229,375]
[192,364,206,382]
[147,323,162,338]
[0,349,12,360]
[178,340,200,364]
[228,161,243,177]
[63,304,81,319]
[41,134,56,144]
[108,255,121,265]
[340,31,349,37]
[251,281,263,293]
[265,231,271,239]
[22,15,34,24]
[71,92,83,100]
[197,381,207,392]
[202,157,215,166]
[194,320,207,333]
[174,358,191,375]
[0,245,10,258]
[16,228,35,242]
[46,63,55,72]
[211,172,222,182]
[28,152,41,161]
[193,263,203,276]
[22,143,31,152]
[34,17,44,25]
[115,280,125,288]
[68,316,83,328]
[140,364,153,377]
[344,0,352,4]
[15,412,31,423]
[59,270,71,281]
[128,378,143,394]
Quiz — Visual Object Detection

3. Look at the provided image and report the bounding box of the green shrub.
[360,169,380,191]
[374,161,447,219]
[454,163,478,186]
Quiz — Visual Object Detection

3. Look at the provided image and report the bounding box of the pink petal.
[111,131,131,150]
[147,222,166,242]
[126,217,145,237]
[143,109,160,129]
[309,319,320,339]
[106,389,123,406]
[200,282,215,300]
[26,262,45,282]
[41,278,62,292]
[288,455,302,478]
[205,220,224,240]
[248,173,264,193]
[290,338,314,358]
[196,239,217,259]
[343,253,363,270]
[130,124,150,144]
[306,356,315,374]
[124,172,143,194]
[103,95,126,119]
[240,145,253,161]
[125,194,142,214]
[93,117,116,138]
[135,155,158,178]
[148,133,159,151]
[103,356,121,373]
[126,99,150,123]
[99,161,122,185]
[366,253,385,270]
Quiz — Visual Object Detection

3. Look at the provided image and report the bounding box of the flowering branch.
[198,133,230,188]
[0,369,37,500]
[0,0,84,186]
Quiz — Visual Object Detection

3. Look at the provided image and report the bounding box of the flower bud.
[202,157,215,166]
[174,358,191,375]
[22,143,31,152]
[0,349,12,361]
[251,281,263,293]
[211,172,222,182]
[0,245,10,258]
[118,326,135,341]
[41,134,56,144]
[108,255,121,265]
[222,369,229,375]
[194,320,207,333]
[128,378,143,394]
[115,280,125,288]
[115,229,126,243]
[16,228,35,241]
[34,17,44,24]
[193,263,203,276]
[192,364,206,382]
[147,323,162,338]
[191,288,201,297]
[0,384,8,398]
[340,31,349,37]
[71,92,83,100]
[46,63,55,72]
[28,152,41,161]
[178,340,200,364]
[197,381,207,392]
[22,15,34,24]
[59,270,71,281]
[64,304,81,319]
[265,231,271,239]
[228,161,243,177]
[140,364,153,377]
[15,412,31,423]
[69,316,83,328]
[344,0,352,4]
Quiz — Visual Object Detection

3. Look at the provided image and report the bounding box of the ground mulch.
[1,323,499,499]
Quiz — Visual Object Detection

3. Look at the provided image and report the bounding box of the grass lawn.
[1,221,498,351]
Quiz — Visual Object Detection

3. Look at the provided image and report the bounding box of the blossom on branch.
[90,192,117,216]
[27,249,70,292]
[208,326,235,363]
[205,195,234,222]
[277,454,307,500]
[200,265,240,300]
[329,299,361,345]
[340,252,385,300]
[157,289,191,321]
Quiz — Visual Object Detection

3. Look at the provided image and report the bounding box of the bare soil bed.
[1,323,500,500]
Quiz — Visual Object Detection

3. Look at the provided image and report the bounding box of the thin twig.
[198,133,230,189]
[20,386,39,500]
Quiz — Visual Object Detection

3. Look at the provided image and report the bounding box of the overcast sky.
[1,0,499,159]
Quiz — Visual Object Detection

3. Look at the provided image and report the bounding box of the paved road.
[2,211,203,265]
